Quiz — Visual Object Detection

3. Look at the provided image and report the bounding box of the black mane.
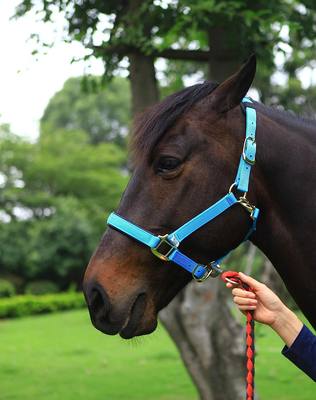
[131,81,316,165]
[131,81,218,164]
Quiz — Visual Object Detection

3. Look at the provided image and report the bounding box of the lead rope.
[221,271,255,400]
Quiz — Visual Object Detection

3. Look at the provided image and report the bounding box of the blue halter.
[107,98,259,281]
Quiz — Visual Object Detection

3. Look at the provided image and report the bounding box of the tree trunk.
[207,21,252,82]
[129,52,159,115]
[126,0,160,115]
[159,278,246,400]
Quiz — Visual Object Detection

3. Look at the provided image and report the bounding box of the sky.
[0,1,104,140]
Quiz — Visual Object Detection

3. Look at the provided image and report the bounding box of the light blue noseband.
[107,98,260,281]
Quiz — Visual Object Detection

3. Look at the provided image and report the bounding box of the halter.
[107,97,259,281]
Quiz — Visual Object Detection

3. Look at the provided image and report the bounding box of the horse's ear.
[211,54,256,113]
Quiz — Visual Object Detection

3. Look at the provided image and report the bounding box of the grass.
[0,309,315,400]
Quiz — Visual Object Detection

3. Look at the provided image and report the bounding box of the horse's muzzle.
[83,281,155,338]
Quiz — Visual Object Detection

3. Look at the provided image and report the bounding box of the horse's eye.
[155,156,181,173]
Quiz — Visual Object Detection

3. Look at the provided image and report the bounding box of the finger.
[238,272,263,290]
[232,288,256,298]
[233,296,257,306]
[226,283,233,288]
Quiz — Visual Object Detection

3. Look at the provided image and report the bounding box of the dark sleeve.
[282,324,316,382]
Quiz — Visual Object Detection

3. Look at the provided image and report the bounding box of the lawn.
[0,309,314,400]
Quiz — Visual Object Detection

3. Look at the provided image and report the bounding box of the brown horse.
[83,55,316,339]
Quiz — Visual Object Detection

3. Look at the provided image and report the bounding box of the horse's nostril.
[87,285,110,323]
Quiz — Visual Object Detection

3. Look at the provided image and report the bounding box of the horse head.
[83,55,258,338]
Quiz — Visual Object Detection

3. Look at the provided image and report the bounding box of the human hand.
[226,272,303,347]
[226,272,287,327]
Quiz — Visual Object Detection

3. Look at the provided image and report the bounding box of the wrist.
[270,306,303,347]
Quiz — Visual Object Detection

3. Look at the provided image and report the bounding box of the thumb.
[238,272,262,291]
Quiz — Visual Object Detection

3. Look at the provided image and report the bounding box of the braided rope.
[221,271,255,400]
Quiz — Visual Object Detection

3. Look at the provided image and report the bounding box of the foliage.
[0,129,127,217]
[14,1,316,104]
[24,280,59,295]
[41,77,131,146]
[266,77,316,115]
[12,1,316,117]
[0,221,32,279]
[159,59,207,97]
[0,273,24,293]
[0,292,85,318]
[0,127,129,286]
[24,198,100,285]
[0,279,16,298]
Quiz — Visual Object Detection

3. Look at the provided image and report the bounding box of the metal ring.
[229,182,248,199]
[225,277,239,285]
[228,182,237,194]
[192,265,212,282]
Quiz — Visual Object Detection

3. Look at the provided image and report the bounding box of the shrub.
[25,280,59,295]
[0,279,16,298]
[0,273,24,293]
[0,292,86,319]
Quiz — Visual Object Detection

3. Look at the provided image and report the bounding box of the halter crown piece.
[107,98,259,281]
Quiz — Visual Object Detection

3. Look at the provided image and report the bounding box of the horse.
[83,55,316,339]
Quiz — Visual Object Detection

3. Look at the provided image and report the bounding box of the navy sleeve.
[282,324,316,382]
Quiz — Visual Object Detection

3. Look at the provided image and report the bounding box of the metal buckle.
[238,194,256,219]
[151,234,178,261]
[192,261,223,282]
[242,137,256,165]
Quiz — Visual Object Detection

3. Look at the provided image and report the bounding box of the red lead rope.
[221,271,255,400]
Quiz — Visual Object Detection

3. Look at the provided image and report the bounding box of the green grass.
[256,320,316,400]
[0,310,315,400]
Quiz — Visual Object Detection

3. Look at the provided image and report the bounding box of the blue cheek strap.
[107,98,260,282]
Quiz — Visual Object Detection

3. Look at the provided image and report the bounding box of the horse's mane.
[131,81,316,166]
[131,81,218,165]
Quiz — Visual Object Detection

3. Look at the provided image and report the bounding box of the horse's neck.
[251,105,316,328]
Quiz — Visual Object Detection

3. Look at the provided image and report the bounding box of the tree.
[25,197,99,287]
[264,76,316,116]
[13,1,316,397]
[0,129,127,218]
[15,1,316,102]
[0,198,97,288]
[41,77,131,146]
[0,128,128,287]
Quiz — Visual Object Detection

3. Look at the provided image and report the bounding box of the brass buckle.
[238,194,255,219]
[242,137,256,165]
[151,234,177,261]
[192,261,222,282]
